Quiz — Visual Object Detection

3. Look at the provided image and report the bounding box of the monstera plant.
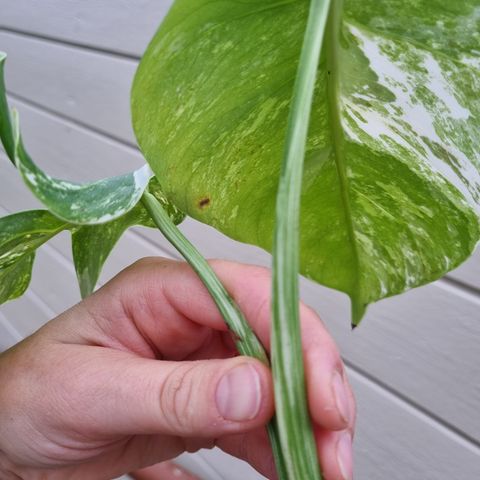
[0,0,478,478]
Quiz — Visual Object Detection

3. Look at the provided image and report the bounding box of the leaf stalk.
[271,0,332,478]
[141,190,288,479]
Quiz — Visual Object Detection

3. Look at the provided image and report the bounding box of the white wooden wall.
[0,2,479,479]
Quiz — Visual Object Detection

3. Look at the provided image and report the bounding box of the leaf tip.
[350,296,368,328]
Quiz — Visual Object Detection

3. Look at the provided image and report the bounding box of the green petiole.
[271,0,332,478]
[141,190,288,480]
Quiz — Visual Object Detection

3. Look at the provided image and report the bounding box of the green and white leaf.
[0,210,68,304]
[72,209,142,298]
[132,0,480,323]
[13,123,152,225]
[0,53,185,303]
[0,254,35,304]
[0,210,68,269]
[73,177,185,298]
[0,52,15,163]
[0,52,152,226]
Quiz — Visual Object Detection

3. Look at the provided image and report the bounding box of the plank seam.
[0,26,141,62]
[344,359,480,453]
[7,94,141,156]
[133,229,183,261]
[0,311,23,342]
[24,289,57,317]
[437,276,480,302]
[7,91,138,150]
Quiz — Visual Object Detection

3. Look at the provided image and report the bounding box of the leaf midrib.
[326,0,363,321]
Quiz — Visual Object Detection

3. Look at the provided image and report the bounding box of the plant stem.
[141,190,288,479]
[271,0,331,478]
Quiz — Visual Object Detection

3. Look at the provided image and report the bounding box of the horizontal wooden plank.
[0,311,22,351]
[1,31,138,144]
[0,1,172,58]
[350,368,480,479]
[177,451,228,480]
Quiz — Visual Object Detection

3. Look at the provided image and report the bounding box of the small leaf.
[0,210,69,305]
[72,204,149,298]
[0,52,153,226]
[0,210,69,269]
[14,123,152,225]
[0,53,185,303]
[0,52,15,164]
[72,177,185,297]
[0,253,35,304]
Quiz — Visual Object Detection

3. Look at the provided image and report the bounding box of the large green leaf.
[132,0,480,322]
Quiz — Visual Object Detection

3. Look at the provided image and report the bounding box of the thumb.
[59,350,274,438]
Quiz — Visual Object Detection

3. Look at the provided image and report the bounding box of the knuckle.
[128,256,178,276]
[130,256,162,271]
[158,363,199,433]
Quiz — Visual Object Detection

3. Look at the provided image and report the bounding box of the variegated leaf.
[132,0,480,323]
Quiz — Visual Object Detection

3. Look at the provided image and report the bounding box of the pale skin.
[0,258,355,480]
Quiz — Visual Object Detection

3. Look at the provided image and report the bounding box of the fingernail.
[332,370,350,425]
[337,431,353,480]
[216,363,261,421]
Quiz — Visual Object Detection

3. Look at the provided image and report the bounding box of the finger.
[36,346,274,438]
[217,428,278,480]
[345,379,357,436]
[316,428,354,480]
[50,257,236,360]
[305,352,353,431]
[131,461,199,480]
[132,258,353,431]
[209,261,353,431]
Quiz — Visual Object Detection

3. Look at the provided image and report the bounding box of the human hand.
[0,258,355,480]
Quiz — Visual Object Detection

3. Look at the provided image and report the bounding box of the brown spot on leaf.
[198,197,211,209]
